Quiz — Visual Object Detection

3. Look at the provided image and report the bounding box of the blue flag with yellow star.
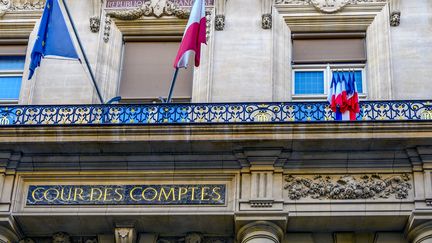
[28,0,79,79]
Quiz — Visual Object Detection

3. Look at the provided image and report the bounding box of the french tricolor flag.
[328,71,359,121]
[173,0,207,68]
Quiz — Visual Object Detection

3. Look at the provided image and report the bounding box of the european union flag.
[28,0,79,80]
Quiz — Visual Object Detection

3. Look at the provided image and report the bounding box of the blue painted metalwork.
[0,100,431,126]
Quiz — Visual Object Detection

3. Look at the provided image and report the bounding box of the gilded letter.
[178,187,188,200]
[90,187,103,201]
[103,187,113,202]
[114,188,124,202]
[130,187,142,201]
[212,187,222,201]
[31,187,45,202]
[60,187,72,201]
[201,186,210,201]
[190,186,199,200]
[44,188,60,202]
[158,187,176,201]
[142,187,158,201]
[73,187,84,201]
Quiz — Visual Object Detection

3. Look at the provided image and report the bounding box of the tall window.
[291,33,366,99]
[0,45,26,104]
[119,41,193,103]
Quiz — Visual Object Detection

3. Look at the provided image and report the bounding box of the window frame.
[118,36,194,104]
[0,56,26,104]
[292,63,367,101]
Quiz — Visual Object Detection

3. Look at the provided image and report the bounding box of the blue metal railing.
[0,100,431,126]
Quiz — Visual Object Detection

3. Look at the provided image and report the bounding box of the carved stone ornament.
[52,232,71,243]
[390,11,400,27]
[89,16,101,33]
[284,174,412,200]
[103,15,112,43]
[261,13,272,29]
[185,233,203,243]
[19,238,35,243]
[0,0,11,16]
[215,14,225,31]
[274,0,387,13]
[0,0,45,16]
[106,0,190,20]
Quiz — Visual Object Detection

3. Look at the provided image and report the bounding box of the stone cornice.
[0,11,40,38]
[275,2,387,31]
[0,122,432,143]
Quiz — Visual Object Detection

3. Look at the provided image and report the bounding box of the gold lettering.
[201,187,210,201]
[73,187,84,201]
[190,187,199,200]
[60,187,72,201]
[103,187,113,202]
[43,188,60,202]
[114,188,124,202]
[178,187,188,200]
[90,187,103,201]
[130,187,142,201]
[142,187,158,201]
[158,187,176,201]
[31,187,45,202]
[212,187,222,201]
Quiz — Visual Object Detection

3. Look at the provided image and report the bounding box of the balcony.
[0,100,431,126]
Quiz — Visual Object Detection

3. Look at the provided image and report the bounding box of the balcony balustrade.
[0,100,431,126]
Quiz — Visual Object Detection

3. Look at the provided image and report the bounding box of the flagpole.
[166,68,179,103]
[62,0,104,104]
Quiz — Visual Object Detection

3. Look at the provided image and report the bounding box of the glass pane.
[333,71,363,93]
[294,71,324,94]
[0,76,22,100]
[0,56,25,71]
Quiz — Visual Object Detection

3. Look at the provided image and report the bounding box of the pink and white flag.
[173,0,207,68]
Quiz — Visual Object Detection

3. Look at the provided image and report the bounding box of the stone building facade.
[0,0,432,243]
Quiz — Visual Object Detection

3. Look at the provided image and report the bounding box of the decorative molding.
[426,199,432,207]
[250,199,274,207]
[52,232,71,243]
[106,0,189,20]
[274,0,387,13]
[215,14,225,31]
[90,16,101,33]
[390,10,400,26]
[261,13,272,29]
[284,174,412,200]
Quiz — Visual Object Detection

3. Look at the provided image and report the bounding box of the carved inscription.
[284,174,412,200]
[27,184,226,205]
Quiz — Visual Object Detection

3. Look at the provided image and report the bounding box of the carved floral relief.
[284,174,412,200]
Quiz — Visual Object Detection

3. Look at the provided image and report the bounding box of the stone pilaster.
[237,221,284,243]
[237,148,287,210]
